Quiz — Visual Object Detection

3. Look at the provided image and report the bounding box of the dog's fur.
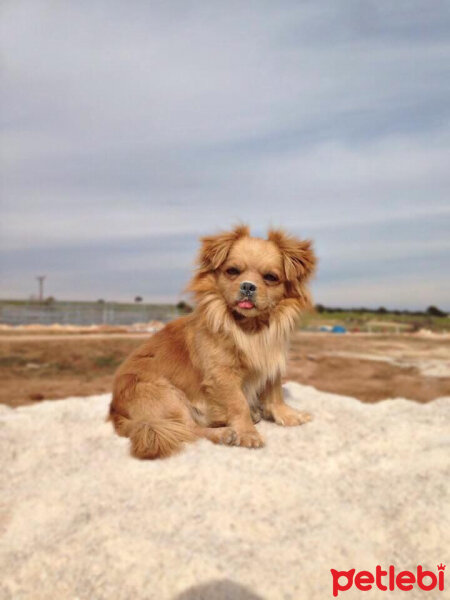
[109,226,316,459]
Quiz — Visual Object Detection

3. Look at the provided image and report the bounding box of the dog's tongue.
[238,300,254,309]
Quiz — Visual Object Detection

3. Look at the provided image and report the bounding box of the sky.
[1,0,449,309]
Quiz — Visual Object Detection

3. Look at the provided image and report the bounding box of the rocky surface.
[1,383,449,599]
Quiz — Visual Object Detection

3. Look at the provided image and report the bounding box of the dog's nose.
[240,281,257,295]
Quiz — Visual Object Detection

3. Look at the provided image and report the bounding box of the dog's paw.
[217,427,239,445]
[234,429,265,449]
[269,404,312,427]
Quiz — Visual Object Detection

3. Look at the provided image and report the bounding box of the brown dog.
[109,225,316,459]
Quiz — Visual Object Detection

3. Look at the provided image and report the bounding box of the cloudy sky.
[1,1,449,309]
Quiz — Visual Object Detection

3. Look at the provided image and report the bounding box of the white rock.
[0,383,449,600]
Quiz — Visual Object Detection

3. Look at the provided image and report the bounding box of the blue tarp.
[331,325,347,334]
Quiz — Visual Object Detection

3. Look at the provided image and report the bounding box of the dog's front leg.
[260,375,311,426]
[204,378,265,449]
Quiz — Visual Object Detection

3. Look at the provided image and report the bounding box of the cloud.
[1,0,449,308]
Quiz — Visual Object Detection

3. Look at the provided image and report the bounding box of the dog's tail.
[110,406,197,459]
[129,413,196,459]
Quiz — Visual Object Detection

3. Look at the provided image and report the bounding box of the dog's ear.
[268,229,316,284]
[198,225,250,273]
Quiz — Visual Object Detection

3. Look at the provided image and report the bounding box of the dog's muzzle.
[240,281,257,297]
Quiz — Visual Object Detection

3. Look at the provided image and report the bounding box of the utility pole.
[36,275,46,302]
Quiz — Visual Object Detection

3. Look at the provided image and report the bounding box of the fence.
[0,303,179,326]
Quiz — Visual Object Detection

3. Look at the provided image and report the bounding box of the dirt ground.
[1,331,449,408]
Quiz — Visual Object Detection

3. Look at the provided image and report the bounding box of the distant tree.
[134,296,143,303]
[176,300,193,313]
[315,304,325,313]
[44,296,55,305]
[426,305,447,317]
[377,307,387,314]
[97,299,105,304]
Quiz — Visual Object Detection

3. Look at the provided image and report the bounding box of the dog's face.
[217,236,286,317]
[190,226,316,320]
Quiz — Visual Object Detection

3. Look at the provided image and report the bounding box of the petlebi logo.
[330,563,445,597]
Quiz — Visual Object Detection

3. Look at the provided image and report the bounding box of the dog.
[109,225,316,459]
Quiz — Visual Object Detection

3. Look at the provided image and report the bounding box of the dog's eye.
[226,267,240,276]
[263,273,279,283]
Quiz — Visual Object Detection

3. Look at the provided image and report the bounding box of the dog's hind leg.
[112,378,198,459]
[110,376,247,455]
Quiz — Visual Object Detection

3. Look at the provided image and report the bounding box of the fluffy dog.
[109,225,316,459]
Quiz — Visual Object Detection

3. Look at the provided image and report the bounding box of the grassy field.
[300,309,450,332]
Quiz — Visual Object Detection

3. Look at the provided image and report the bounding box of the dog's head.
[188,225,316,322]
